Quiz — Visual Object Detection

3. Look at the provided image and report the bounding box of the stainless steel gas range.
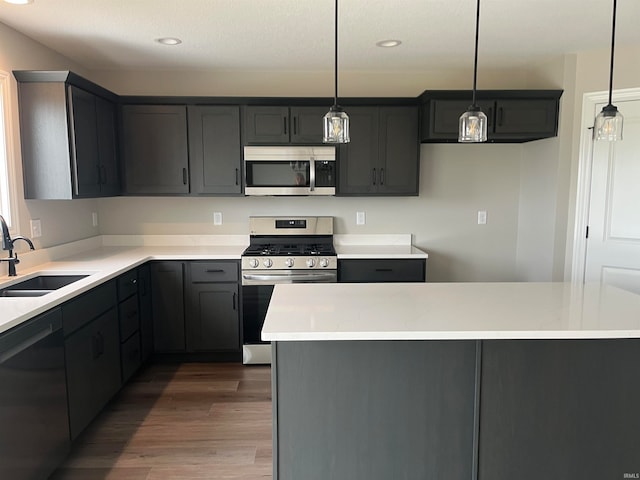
[241,216,336,364]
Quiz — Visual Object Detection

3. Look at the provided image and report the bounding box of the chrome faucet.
[1,215,35,277]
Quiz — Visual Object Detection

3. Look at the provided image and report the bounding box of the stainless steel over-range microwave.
[243,146,336,196]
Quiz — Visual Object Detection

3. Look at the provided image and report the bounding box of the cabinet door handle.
[92,335,100,359]
[140,278,147,296]
[487,107,494,128]
[182,168,188,185]
[283,117,288,135]
[497,107,504,127]
[98,332,104,356]
[232,292,237,310]
[235,168,239,186]
[372,168,377,186]
[380,168,385,186]
[293,116,298,135]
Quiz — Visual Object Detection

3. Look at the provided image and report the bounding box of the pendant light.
[459,0,487,143]
[323,0,350,144]
[594,0,623,141]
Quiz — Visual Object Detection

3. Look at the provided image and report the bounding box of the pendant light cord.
[472,0,481,106]
[608,0,617,106]
[334,0,339,107]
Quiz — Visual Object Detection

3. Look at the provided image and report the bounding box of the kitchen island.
[262,282,640,480]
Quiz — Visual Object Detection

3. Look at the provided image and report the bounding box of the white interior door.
[585,99,640,294]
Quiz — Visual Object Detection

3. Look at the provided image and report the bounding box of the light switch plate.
[30,219,42,238]
[213,211,223,225]
[92,212,98,227]
[356,211,366,225]
[477,210,487,225]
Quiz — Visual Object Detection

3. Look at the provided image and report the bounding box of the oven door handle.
[242,272,336,283]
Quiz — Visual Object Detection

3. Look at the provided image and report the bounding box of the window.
[0,71,15,228]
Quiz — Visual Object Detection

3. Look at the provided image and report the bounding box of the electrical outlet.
[477,210,487,225]
[30,219,42,238]
[92,212,99,227]
[213,211,223,226]
[356,211,366,225]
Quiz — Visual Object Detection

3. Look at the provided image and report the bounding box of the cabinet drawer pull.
[372,168,377,186]
[375,268,393,272]
[380,168,385,186]
[205,269,225,273]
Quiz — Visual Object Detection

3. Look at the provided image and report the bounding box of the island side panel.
[479,339,640,480]
[273,340,477,480]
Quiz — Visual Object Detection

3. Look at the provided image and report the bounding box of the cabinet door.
[65,307,120,440]
[244,106,290,144]
[337,107,379,195]
[122,105,189,194]
[492,99,559,139]
[290,106,327,144]
[378,106,420,195]
[186,283,240,352]
[188,106,242,195]
[68,86,101,197]
[151,262,185,352]
[480,339,640,480]
[95,96,120,196]
[137,264,154,362]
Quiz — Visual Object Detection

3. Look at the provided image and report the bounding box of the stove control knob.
[319,258,330,268]
[249,258,259,268]
[285,258,295,268]
[263,258,273,268]
[306,258,316,268]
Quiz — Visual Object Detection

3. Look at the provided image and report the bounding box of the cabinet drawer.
[190,262,238,283]
[118,295,139,341]
[117,269,138,300]
[338,259,426,283]
[62,281,117,335]
[121,332,141,383]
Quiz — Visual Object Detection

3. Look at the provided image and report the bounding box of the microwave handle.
[309,158,316,192]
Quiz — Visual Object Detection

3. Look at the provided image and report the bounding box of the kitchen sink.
[0,275,89,297]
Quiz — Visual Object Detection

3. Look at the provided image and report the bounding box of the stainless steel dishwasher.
[0,307,70,480]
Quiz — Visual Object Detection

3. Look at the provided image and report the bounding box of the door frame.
[571,87,640,284]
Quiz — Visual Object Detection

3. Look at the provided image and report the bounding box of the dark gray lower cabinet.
[186,282,240,351]
[338,258,426,282]
[479,339,640,480]
[64,307,121,440]
[151,261,186,352]
[273,340,477,480]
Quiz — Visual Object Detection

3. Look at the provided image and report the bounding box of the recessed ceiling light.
[155,37,182,46]
[376,39,402,48]
[4,0,34,4]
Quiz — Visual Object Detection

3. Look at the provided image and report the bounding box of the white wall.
[0,22,100,249]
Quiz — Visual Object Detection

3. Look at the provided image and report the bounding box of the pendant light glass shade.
[323,0,350,144]
[594,0,623,141]
[459,106,488,143]
[459,0,487,143]
[594,104,623,141]
[323,105,350,143]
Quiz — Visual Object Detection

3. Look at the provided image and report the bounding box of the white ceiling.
[0,0,639,72]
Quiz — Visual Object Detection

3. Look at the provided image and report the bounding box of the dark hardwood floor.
[51,363,273,480]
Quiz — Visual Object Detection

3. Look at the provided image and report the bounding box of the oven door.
[241,269,337,364]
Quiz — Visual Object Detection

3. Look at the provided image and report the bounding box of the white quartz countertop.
[335,244,428,259]
[0,244,245,334]
[262,282,640,341]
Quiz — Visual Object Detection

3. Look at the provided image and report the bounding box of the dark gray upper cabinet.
[419,90,563,143]
[338,106,419,196]
[244,105,328,144]
[188,105,242,195]
[14,71,120,199]
[121,105,189,194]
